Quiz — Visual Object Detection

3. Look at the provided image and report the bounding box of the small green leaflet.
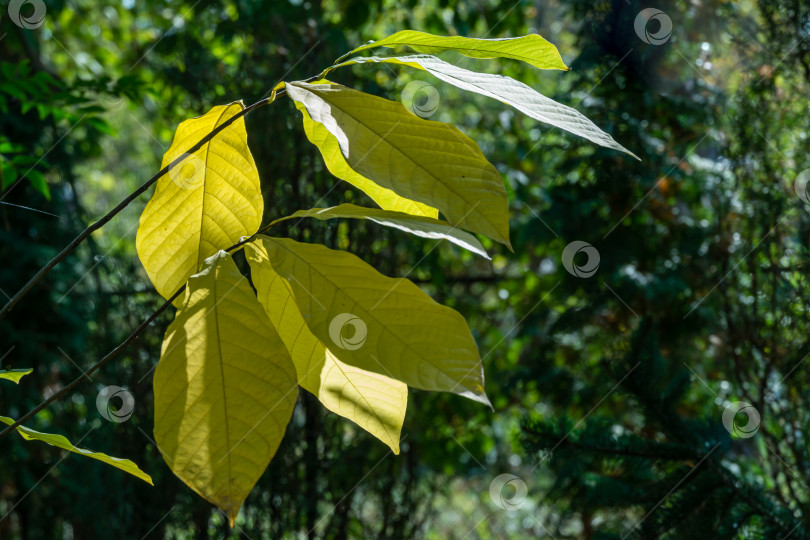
[0,416,153,484]
[348,30,569,71]
[0,368,33,384]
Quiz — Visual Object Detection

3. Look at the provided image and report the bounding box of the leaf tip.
[459,386,493,410]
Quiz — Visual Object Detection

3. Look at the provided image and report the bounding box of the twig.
[0,219,279,440]
[0,286,184,439]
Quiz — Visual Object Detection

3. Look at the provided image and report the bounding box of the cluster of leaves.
[125,30,635,521]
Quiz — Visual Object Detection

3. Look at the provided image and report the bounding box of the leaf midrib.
[210,260,234,510]
[197,104,240,270]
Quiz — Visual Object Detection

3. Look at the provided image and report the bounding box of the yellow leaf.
[0,368,32,384]
[0,416,153,484]
[286,81,510,246]
[153,251,298,524]
[290,93,436,218]
[136,102,263,303]
[270,203,489,259]
[246,241,407,453]
[349,31,569,71]
[339,55,637,158]
[250,235,490,405]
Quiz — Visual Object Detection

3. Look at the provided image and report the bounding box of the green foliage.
[510,1,810,538]
[0,416,152,485]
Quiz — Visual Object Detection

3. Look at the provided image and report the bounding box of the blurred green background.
[2,0,809,538]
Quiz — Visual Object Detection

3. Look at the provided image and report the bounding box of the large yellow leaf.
[136,102,263,302]
[286,81,510,246]
[270,203,489,259]
[153,251,298,524]
[339,55,637,158]
[250,235,490,405]
[349,30,569,71]
[291,96,436,218]
[0,416,153,484]
[246,241,407,453]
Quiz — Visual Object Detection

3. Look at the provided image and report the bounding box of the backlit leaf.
[136,102,263,303]
[286,81,510,246]
[0,368,32,384]
[271,203,489,259]
[0,416,153,484]
[153,251,298,524]
[246,242,407,453]
[250,235,490,405]
[339,55,637,158]
[349,31,569,71]
[291,96,436,217]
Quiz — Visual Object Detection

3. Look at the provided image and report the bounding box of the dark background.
[1,0,809,538]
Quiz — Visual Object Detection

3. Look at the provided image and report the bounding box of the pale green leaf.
[246,242,407,453]
[349,31,569,71]
[0,416,153,484]
[0,368,32,384]
[339,55,637,158]
[291,95,437,218]
[136,102,263,303]
[271,203,489,259]
[153,251,298,524]
[285,81,510,246]
[250,235,490,405]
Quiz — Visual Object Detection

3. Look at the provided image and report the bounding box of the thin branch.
[0,219,278,440]
[0,285,183,439]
